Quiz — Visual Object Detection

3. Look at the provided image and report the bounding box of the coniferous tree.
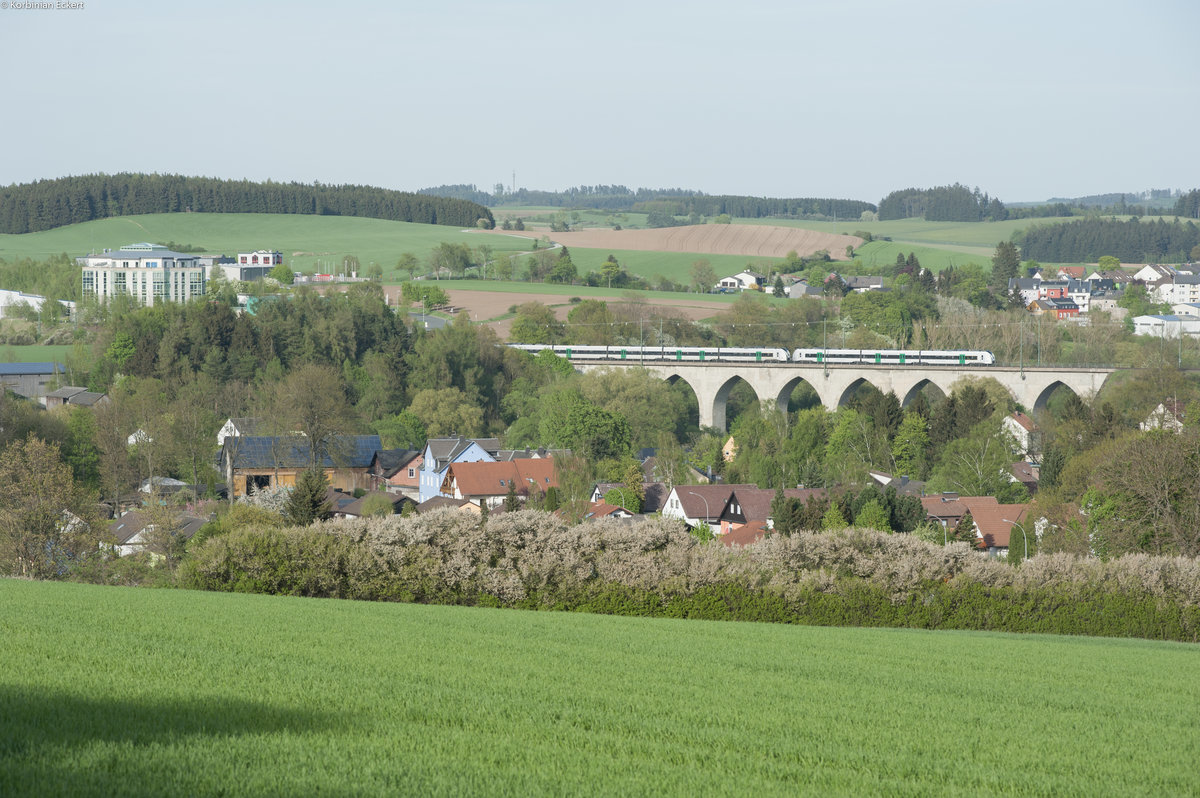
[953,511,977,546]
[503,481,520,512]
[989,241,1021,293]
[285,468,332,526]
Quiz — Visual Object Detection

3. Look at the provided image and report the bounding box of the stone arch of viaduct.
[576,363,1115,431]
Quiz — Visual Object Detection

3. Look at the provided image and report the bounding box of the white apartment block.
[79,243,206,306]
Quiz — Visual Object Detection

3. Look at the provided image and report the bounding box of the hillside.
[0,174,493,233]
[4,580,1198,796]
[0,213,533,275]
[488,224,862,260]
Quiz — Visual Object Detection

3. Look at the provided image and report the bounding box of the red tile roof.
[445,458,558,499]
[969,503,1029,549]
[1008,411,1036,432]
[721,520,769,547]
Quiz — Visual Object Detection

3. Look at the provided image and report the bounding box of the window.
[499,480,506,486]
[407,468,415,478]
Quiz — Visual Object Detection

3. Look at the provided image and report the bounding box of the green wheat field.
[2,580,1198,796]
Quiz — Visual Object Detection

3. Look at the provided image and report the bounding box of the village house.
[919,494,1031,557]
[717,270,765,292]
[661,484,756,536]
[1002,411,1040,460]
[1027,297,1080,320]
[216,417,264,446]
[438,458,558,508]
[785,280,823,299]
[715,487,827,536]
[109,510,207,557]
[1010,462,1040,495]
[416,495,479,515]
[867,471,925,497]
[1140,399,1186,432]
[219,434,382,497]
[368,448,423,498]
[418,437,502,503]
[580,501,635,521]
[843,275,886,293]
[590,482,668,514]
[720,520,770,547]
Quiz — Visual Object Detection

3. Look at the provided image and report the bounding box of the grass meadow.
[570,247,779,283]
[3,579,1198,797]
[0,213,533,277]
[0,343,74,363]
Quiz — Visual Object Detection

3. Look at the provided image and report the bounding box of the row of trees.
[417,183,876,220]
[0,174,494,234]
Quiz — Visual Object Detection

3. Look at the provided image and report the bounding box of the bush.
[179,512,1200,641]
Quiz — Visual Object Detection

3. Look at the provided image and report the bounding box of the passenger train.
[507,344,995,366]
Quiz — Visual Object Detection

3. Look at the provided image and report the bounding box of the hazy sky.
[3,0,1197,204]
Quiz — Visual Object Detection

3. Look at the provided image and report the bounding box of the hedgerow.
[178,510,1200,641]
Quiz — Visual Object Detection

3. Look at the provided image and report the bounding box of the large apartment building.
[78,243,206,306]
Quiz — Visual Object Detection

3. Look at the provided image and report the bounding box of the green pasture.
[570,247,780,283]
[0,213,534,276]
[432,279,760,307]
[853,240,992,272]
[3,580,1198,796]
[0,344,74,364]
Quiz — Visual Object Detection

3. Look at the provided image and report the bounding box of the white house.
[1132,264,1176,283]
[1151,274,1200,306]
[79,243,206,306]
[661,484,753,535]
[1002,411,1039,460]
[1140,400,1186,432]
[418,437,501,502]
[717,271,765,292]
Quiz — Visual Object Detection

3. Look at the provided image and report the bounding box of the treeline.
[0,174,494,234]
[1016,217,1200,263]
[420,184,698,210]
[1175,189,1200,219]
[419,183,876,220]
[636,196,876,221]
[878,184,1008,222]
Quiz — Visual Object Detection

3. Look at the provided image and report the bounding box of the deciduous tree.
[0,434,104,578]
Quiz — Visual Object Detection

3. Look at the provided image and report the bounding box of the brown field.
[481,224,861,260]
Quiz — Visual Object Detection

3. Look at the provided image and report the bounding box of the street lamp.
[609,486,629,511]
[687,490,711,534]
[1002,517,1028,561]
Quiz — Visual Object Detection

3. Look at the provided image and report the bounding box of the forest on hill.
[419,184,875,221]
[0,174,494,234]
[1016,217,1200,263]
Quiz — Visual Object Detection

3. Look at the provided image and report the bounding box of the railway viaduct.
[575,362,1117,430]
